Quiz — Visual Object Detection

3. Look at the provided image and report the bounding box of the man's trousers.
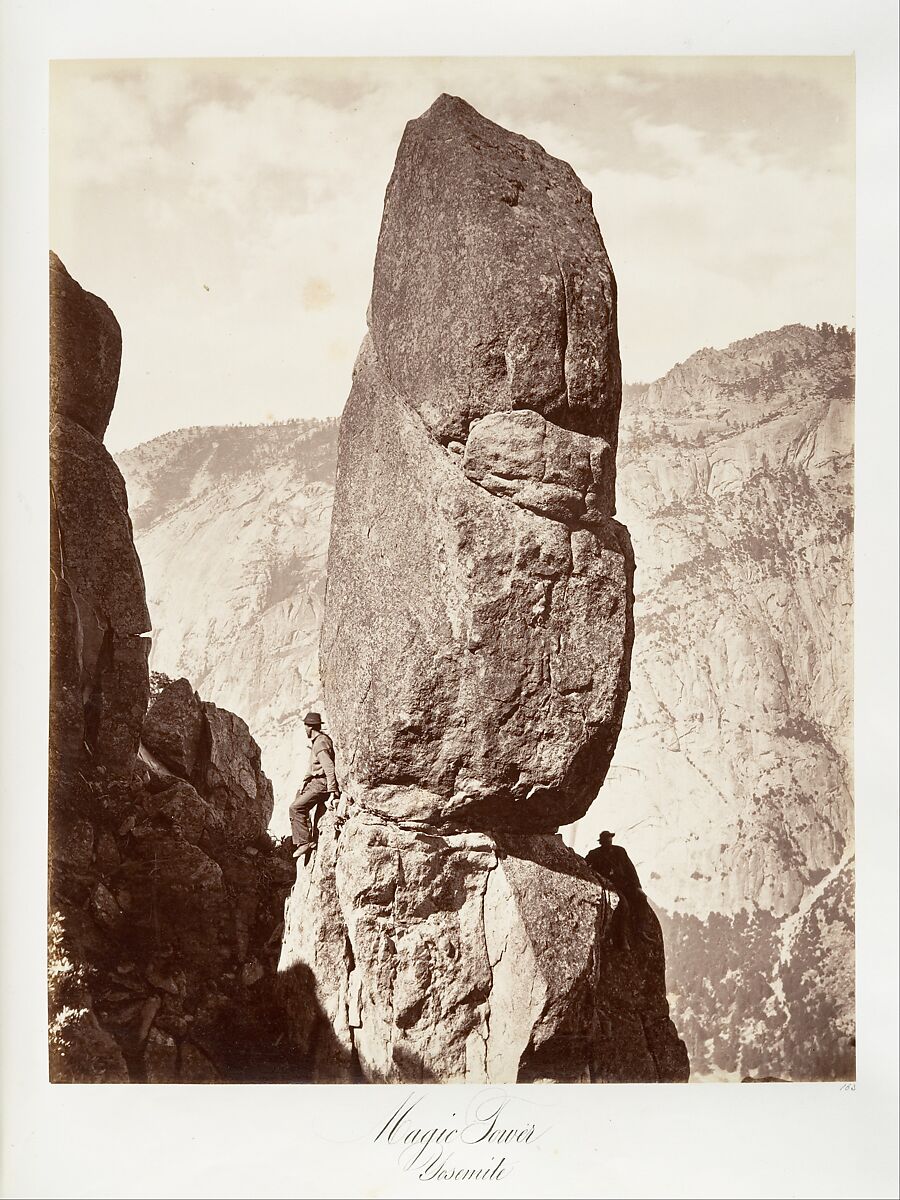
[289,777,328,847]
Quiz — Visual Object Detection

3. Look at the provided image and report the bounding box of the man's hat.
[598,830,615,841]
[303,711,323,728]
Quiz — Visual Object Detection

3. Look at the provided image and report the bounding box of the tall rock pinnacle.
[320,94,634,832]
[50,252,151,780]
[370,94,622,450]
[281,98,686,1082]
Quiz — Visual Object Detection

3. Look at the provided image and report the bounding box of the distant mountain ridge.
[117,418,337,826]
[116,322,854,1080]
[121,418,338,530]
[592,321,854,1078]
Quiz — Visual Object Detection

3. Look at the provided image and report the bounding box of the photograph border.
[2,2,898,1197]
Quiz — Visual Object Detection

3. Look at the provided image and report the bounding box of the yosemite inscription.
[373,1090,549,1182]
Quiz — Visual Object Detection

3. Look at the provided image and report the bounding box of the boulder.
[141,778,225,845]
[89,882,123,932]
[143,678,204,779]
[143,678,274,843]
[320,96,633,832]
[114,834,228,968]
[201,701,274,843]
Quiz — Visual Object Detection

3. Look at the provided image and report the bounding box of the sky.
[49,57,855,452]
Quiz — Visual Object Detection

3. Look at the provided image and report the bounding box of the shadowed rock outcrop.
[50,250,151,784]
[50,251,122,442]
[281,96,687,1082]
[142,678,274,845]
[48,256,300,1083]
[50,685,299,1083]
[49,696,301,1080]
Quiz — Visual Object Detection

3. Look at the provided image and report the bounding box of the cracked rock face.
[321,94,634,833]
[49,696,298,1084]
[279,813,687,1083]
[282,97,687,1083]
[370,94,621,449]
[50,253,151,781]
[50,251,122,443]
[143,679,275,846]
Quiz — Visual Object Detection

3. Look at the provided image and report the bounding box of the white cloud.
[49,59,854,449]
[630,118,708,165]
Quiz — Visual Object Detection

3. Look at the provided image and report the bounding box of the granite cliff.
[279,815,686,1083]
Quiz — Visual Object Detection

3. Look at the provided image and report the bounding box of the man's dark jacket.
[585,844,643,896]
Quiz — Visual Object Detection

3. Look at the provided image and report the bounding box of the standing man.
[289,711,340,859]
[585,831,654,948]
